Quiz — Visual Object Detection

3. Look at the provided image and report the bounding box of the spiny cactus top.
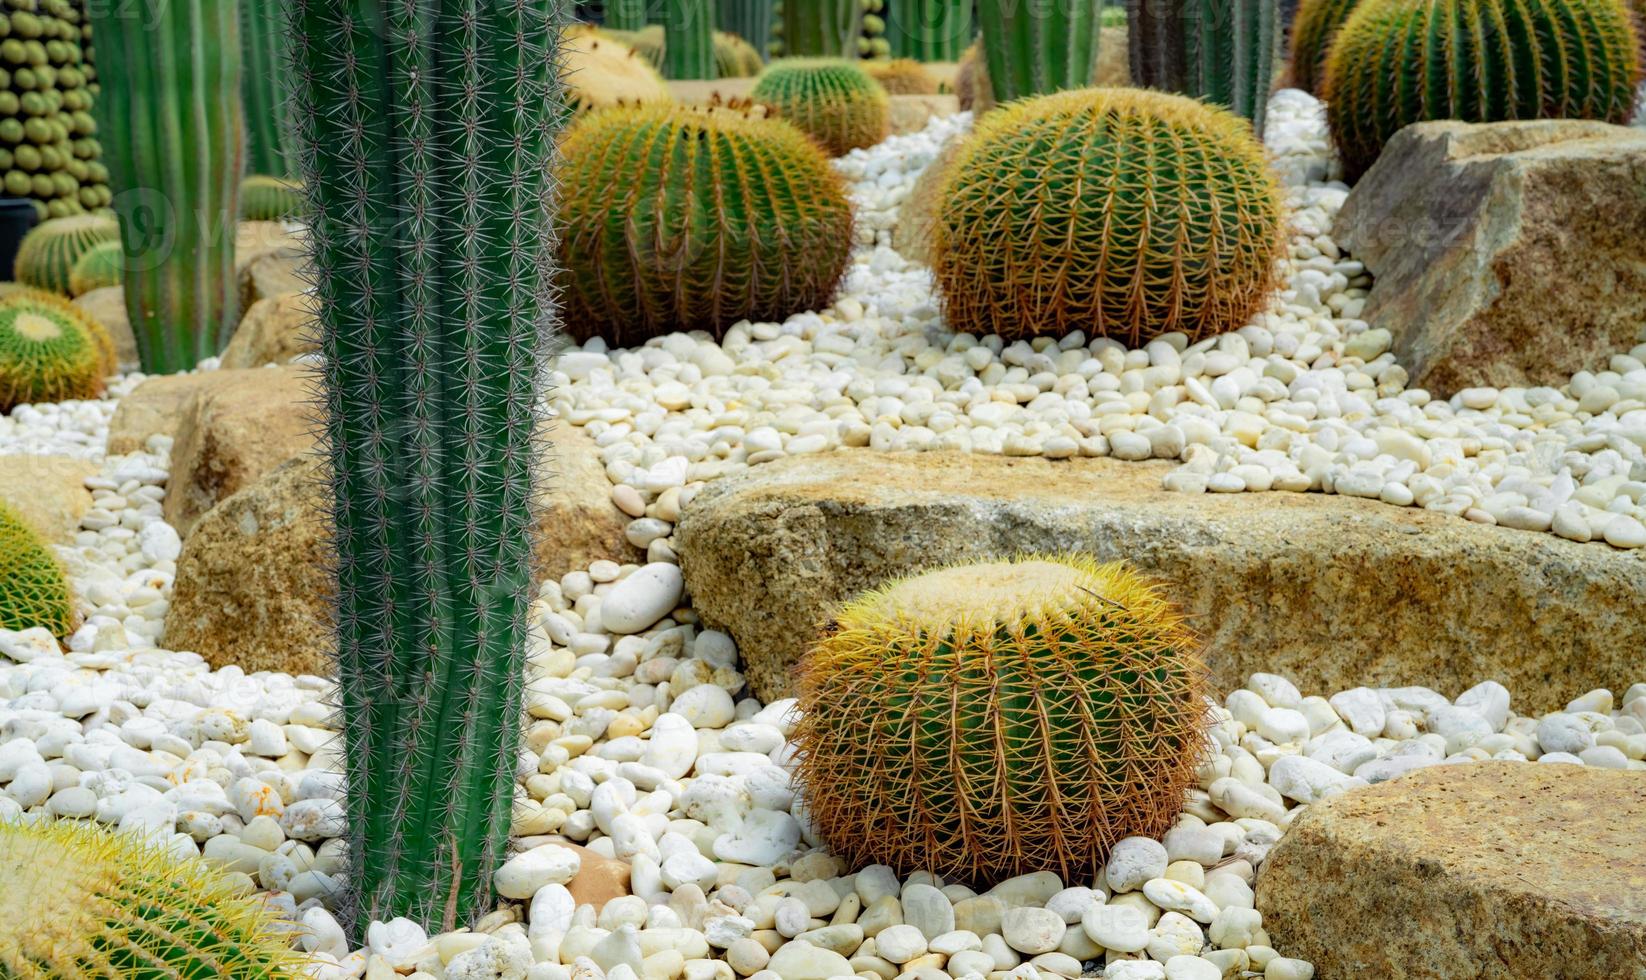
[751,58,888,155]
[0,286,110,410]
[1288,0,1361,93]
[1324,0,1641,179]
[933,87,1285,346]
[796,555,1210,884]
[13,212,118,296]
[0,500,75,636]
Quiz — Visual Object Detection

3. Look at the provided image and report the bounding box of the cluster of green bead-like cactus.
[796,555,1210,884]
[783,0,862,56]
[241,0,299,178]
[1287,0,1359,93]
[12,210,114,293]
[89,0,241,375]
[0,819,307,977]
[558,102,851,345]
[68,236,119,295]
[1325,0,1640,180]
[240,174,305,222]
[0,0,110,219]
[0,285,110,410]
[934,87,1285,345]
[291,0,561,932]
[887,0,968,59]
[1128,0,1278,134]
[859,0,889,58]
[751,58,887,154]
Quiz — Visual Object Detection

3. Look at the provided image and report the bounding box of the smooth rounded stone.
[791,878,842,917]
[773,898,811,938]
[670,685,735,729]
[1267,755,1367,805]
[1106,837,1169,894]
[726,938,769,976]
[857,895,903,937]
[592,926,645,973]
[1003,907,1066,954]
[855,864,901,904]
[1162,826,1224,867]
[1045,887,1100,924]
[1256,707,1310,745]
[1105,960,1166,979]
[1534,713,1595,754]
[1164,955,1221,980]
[900,882,955,938]
[929,930,983,955]
[1327,688,1386,737]
[1208,778,1287,822]
[1142,880,1219,925]
[1454,681,1511,731]
[602,563,684,634]
[1209,907,1263,949]
[1082,903,1149,953]
[1146,912,1205,961]
[792,924,862,957]
[1030,951,1084,977]
[1604,515,1646,549]
[640,712,697,779]
[947,950,995,977]
[980,933,1020,971]
[988,871,1064,908]
[496,844,582,900]
[875,924,929,963]
[766,941,853,980]
[1202,874,1254,912]
[1264,958,1315,980]
[953,895,1006,936]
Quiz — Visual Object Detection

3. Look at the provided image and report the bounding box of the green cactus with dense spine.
[751,58,887,154]
[933,87,1285,345]
[607,0,648,30]
[68,236,120,295]
[290,0,561,933]
[88,0,241,375]
[1325,0,1641,180]
[0,819,307,977]
[718,0,772,63]
[558,102,852,345]
[663,0,717,77]
[1287,0,1359,93]
[12,211,116,294]
[0,500,73,635]
[976,0,1100,102]
[0,286,108,410]
[239,174,304,221]
[887,0,969,60]
[796,555,1210,884]
[240,0,298,178]
[784,0,862,56]
[1128,0,1278,134]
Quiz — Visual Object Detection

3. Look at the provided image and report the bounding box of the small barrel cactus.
[13,212,118,295]
[0,819,307,977]
[0,500,74,636]
[558,102,853,345]
[68,237,122,296]
[751,58,887,155]
[796,555,1210,884]
[714,31,766,76]
[1325,0,1640,180]
[0,286,111,409]
[570,28,671,114]
[933,88,1285,346]
[1287,0,1360,93]
[239,175,305,222]
[864,57,937,94]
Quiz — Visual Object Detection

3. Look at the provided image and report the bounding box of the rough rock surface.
[0,455,96,543]
[238,245,307,311]
[675,450,1646,707]
[221,292,317,369]
[166,457,331,676]
[108,372,238,456]
[1335,120,1646,396]
[886,94,958,136]
[165,366,314,536]
[72,287,138,371]
[1257,762,1646,977]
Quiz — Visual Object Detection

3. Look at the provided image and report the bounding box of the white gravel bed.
[0,372,147,460]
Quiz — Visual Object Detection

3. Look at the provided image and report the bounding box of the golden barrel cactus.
[795,555,1210,884]
[751,59,888,155]
[0,500,75,636]
[0,286,111,409]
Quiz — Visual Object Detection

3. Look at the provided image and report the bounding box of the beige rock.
[71,287,138,372]
[887,95,958,137]
[674,450,1646,709]
[0,455,95,543]
[166,366,314,537]
[221,292,317,369]
[235,221,305,273]
[517,838,632,911]
[108,372,240,456]
[166,457,331,676]
[238,246,307,312]
[1256,762,1646,978]
[1334,120,1646,396]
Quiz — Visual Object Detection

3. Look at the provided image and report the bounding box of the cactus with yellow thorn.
[751,58,887,155]
[1287,0,1359,93]
[0,286,111,409]
[0,500,74,636]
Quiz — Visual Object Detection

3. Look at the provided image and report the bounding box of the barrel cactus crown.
[0,501,74,636]
[13,212,118,294]
[0,287,109,409]
[751,59,888,155]
[934,87,1285,346]
[1324,0,1640,179]
[68,237,121,296]
[0,820,307,977]
[796,555,1210,883]
[239,175,305,222]
[1288,0,1360,93]
[865,57,937,95]
[715,31,766,76]
[568,28,671,114]
[558,102,853,345]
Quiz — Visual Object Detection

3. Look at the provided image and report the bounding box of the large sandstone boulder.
[221,292,317,369]
[1335,120,1646,396]
[674,450,1646,707]
[165,366,314,536]
[72,287,138,372]
[0,455,96,543]
[107,372,232,456]
[238,246,307,312]
[1257,762,1646,977]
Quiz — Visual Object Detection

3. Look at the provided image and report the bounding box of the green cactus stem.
[1127,0,1277,134]
[976,0,1100,102]
[664,0,717,77]
[888,0,970,60]
[717,0,772,62]
[241,0,298,177]
[290,0,563,933]
[785,0,862,56]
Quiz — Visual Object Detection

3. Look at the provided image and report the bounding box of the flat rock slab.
[674,450,1646,708]
[1257,762,1646,977]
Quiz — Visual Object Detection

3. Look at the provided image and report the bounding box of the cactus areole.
[290,0,564,933]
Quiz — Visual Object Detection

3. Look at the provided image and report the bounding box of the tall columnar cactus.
[1325,0,1640,180]
[933,88,1285,345]
[796,555,1210,883]
[558,102,852,344]
[607,0,649,30]
[663,0,716,77]
[751,58,888,155]
[240,0,297,178]
[0,819,308,978]
[718,0,772,61]
[1287,0,1358,93]
[290,0,562,932]
[1128,0,1277,134]
[976,0,1100,102]
[88,0,242,375]
[888,0,970,60]
[784,0,862,56]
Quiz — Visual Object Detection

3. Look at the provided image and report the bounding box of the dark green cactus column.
[785,0,861,56]
[88,0,242,375]
[664,0,716,77]
[289,0,563,932]
[977,0,1099,101]
[718,0,771,59]
[889,0,969,60]
[1128,0,1276,134]
[607,0,649,30]
[241,0,298,177]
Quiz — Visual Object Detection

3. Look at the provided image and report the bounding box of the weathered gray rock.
[674,450,1646,707]
[1335,120,1646,396]
[1257,762,1646,978]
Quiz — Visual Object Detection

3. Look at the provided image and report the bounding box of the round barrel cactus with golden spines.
[566,28,671,115]
[865,57,938,95]
[751,58,888,155]
[557,102,853,345]
[13,212,119,295]
[1324,0,1641,180]
[68,237,122,296]
[934,87,1285,346]
[0,286,110,409]
[796,555,1210,884]
[1288,0,1360,93]
[0,500,75,636]
[239,174,305,222]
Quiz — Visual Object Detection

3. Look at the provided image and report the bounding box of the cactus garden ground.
[3,86,1646,980]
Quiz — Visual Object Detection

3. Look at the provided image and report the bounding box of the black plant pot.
[0,197,38,280]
